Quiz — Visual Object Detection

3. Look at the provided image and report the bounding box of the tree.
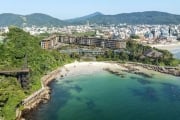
[119,52,129,61]
[0,27,73,119]
[130,35,140,39]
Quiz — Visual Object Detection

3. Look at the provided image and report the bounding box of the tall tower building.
[168,26,171,36]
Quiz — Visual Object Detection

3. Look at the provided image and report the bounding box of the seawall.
[16,67,62,120]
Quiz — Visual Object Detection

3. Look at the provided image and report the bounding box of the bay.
[31,71,180,120]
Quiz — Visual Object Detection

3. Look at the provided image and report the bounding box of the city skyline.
[0,0,180,19]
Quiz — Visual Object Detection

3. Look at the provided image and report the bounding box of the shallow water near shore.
[30,71,180,120]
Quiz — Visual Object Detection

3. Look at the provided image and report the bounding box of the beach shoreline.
[149,42,180,51]
[18,61,180,120]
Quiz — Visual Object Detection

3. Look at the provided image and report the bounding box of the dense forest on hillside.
[66,11,180,25]
[0,13,65,27]
[0,27,72,119]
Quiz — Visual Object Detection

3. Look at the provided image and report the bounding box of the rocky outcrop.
[104,68,126,78]
[42,69,61,87]
[121,64,153,78]
[22,87,50,109]
[129,63,180,76]
[17,87,50,120]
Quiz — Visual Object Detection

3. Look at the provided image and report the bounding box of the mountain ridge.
[0,13,65,27]
[72,11,180,25]
[0,11,180,27]
[66,12,103,23]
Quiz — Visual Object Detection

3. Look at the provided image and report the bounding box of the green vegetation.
[0,76,25,119]
[67,11,180,25]
[25,13,66,27]
[0,13,24,27]
[0,13,65,27]
[71,31,96,37]
[37,32,51,38]
[130,35,140,39]
[96,40,180,66]
[0,27,72,119]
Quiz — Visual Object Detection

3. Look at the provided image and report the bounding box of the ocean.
[30,71,180,120]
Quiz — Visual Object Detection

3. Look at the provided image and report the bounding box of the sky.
[0,0,180,20]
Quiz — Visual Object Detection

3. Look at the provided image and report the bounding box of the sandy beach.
[55,61,163,80]
[150,42,180,51]
[57,61,126,78]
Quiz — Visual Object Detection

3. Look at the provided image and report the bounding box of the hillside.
[0,27,72,119]
[25,13,66,26]
[0,13,24,27]
[0,13,66,27]
[66,12,103,23]
[67,11,180,25]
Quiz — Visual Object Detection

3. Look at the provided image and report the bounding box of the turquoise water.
[31,71,180,120]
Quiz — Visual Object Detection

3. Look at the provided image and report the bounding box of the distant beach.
[150,42,180,59]
[150,42,180,51]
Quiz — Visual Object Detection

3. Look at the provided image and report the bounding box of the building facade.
[41,35,59,49]
[59,35,126,49]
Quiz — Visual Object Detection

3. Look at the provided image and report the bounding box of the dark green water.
[31,71,180,120]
